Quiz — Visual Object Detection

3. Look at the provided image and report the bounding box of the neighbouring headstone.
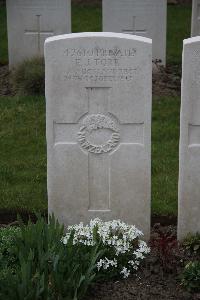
[102,0,167,66]
[45,32,152,238]
[191,0,200,37]
[178,37,200,240]
[6,0,71,68]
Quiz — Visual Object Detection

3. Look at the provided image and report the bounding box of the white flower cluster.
[128,259,140,270]
[95,219,144,256]
[61,218,150,279]
[62,222,96,246]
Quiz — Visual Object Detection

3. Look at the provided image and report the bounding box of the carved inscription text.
[64,46,137,82]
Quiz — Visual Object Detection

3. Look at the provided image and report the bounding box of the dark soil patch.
[0,65,14,96]
[0,209,47,227]
[153,63,181,97]
[0,208,177,227]
[72,0,101,5]
[85,273,195,300]
[168,0,191,4]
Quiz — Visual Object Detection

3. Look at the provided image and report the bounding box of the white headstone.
[102,0,167,66]
[178,37,200,240]
[191,0,200,37]
[45,32,152,238]
[6,0,71,68]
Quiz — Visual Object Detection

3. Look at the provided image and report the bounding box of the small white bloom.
[133,251,145,260]
[61,237,68,245]
[97,257,117,271]
[120,267,130,278]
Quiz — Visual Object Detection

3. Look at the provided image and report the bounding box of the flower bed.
[62,218,150,279]
[0,216,199,300]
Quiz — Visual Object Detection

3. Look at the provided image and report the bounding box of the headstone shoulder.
[45,32,152,44]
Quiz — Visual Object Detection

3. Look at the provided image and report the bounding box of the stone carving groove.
[77,114,120,154]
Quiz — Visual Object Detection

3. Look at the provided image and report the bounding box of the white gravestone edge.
[178,36,200,240]
[44,32,152,46]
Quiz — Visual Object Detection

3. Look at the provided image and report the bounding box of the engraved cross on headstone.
[122,16,147,35]
[188,123,200,147]
[54,87,144,211]
[24,15,54,55]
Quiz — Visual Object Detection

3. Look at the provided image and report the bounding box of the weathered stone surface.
[6,0,71,68]
[191,0,200,37]
[45,33,152,238]
[102,0,167,66]
[178,36,200,240]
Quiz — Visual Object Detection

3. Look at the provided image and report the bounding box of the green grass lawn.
[167,5,191,64]
[152,96,180,215]
[0,3,188,216]
[0,96,47,212]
